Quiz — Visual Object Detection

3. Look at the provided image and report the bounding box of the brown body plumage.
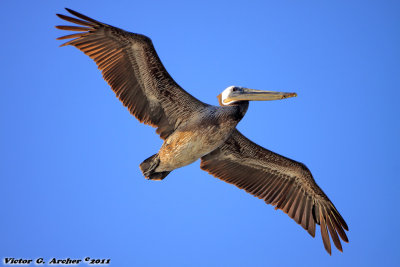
[56,8,348,254]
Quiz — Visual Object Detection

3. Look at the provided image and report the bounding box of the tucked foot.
[145,171,171,181]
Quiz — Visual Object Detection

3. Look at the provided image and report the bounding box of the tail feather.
[139,154,170,180]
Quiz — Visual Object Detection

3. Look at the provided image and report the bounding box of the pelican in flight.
[56,8,348,254]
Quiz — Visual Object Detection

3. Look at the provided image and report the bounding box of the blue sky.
[1,1,399,266]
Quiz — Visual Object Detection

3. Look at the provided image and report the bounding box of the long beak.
[224,88,297,103]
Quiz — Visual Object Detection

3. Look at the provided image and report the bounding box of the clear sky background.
[1,1,399,266]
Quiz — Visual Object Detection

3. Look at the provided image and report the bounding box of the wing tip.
[63,7,101,25]
[65,7,78,15]
[59,43,69,48]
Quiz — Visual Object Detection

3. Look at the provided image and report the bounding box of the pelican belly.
[156,121,236,172]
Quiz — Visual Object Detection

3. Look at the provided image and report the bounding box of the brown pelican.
[56,8,348,254]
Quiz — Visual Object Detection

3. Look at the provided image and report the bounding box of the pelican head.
[217,86,297,106]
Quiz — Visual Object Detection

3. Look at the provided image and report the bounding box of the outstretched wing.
[56,8,207,139]
[200,129,348,254]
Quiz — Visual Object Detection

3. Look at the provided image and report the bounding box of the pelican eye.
[232,87,239,92]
